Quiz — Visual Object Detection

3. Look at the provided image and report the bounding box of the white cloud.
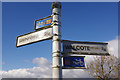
[0,70,2,80]
[2,57,90,78]
[108,36,118,57]
[2,57,52,78]
[63,69,91,78]
[1,68,49,78]
[33,57,51,67]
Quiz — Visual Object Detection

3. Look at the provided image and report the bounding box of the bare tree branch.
[86,55,119,79]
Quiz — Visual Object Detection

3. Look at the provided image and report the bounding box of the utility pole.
[52,2,62,79]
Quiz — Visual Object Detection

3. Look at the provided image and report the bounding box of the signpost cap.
[52,1,61,9]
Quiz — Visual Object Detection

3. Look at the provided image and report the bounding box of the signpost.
[35,15,52,30]
[16,2,110,79]
[16,28,52,47]
[63,56,86,69]
[62,40,109,55]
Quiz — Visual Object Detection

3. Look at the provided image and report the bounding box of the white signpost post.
[52,2,62,79]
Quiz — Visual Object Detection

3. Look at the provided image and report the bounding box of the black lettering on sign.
[64,45,90,51]
[19,35,38,43]
[76,46,80,50]
[80,46,84,50]
[64,45,72,49]
[72,46,77,51]
[101,47,106,51]
[44,31,51,37]
[87,46,90,50]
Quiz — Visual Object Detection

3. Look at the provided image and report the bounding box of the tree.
[86,55,119,80]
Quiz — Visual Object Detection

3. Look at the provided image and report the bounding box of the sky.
[1,2,118,78]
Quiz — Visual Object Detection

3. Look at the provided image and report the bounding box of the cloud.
[2,67,51,78]
[2,57,90,78]
[0,70,2,80]
[2,57,52,78]
[108,36,118,57]
[63,69,91,78]
[32,57,51,67]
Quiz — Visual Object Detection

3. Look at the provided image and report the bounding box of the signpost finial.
[52,1,61,9]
